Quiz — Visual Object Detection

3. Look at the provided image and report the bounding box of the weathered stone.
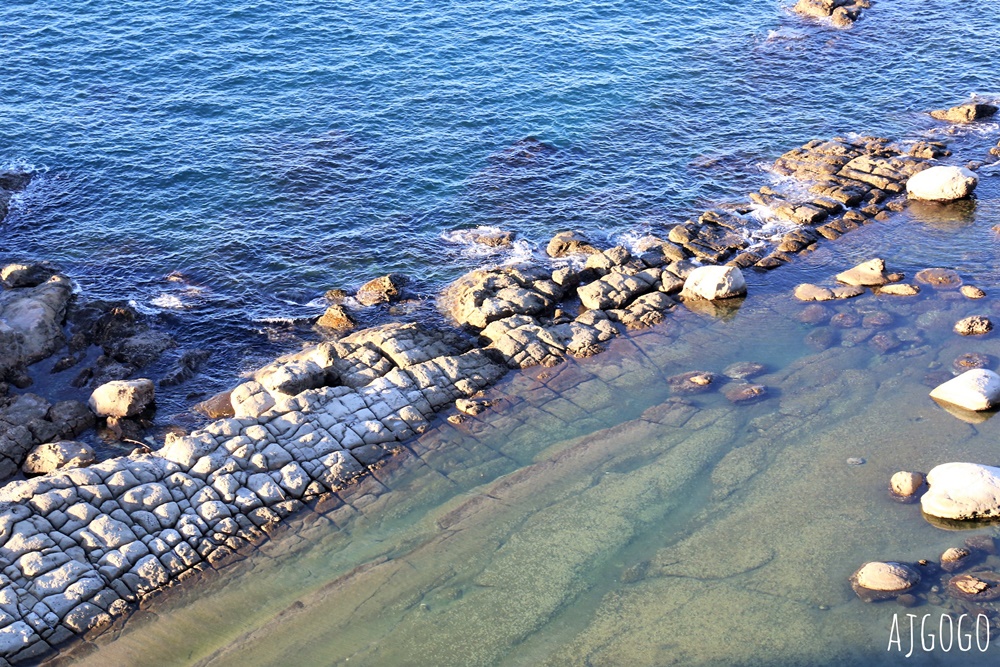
[722,383,767,404]
[930,369,1000,411]
[88,379,155,418]
[667,371,717,395]
[954,353,992,373]
[22,441,95,475]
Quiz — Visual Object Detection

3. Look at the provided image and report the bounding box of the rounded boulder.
[906,166,978,202]
[88,378,155,418]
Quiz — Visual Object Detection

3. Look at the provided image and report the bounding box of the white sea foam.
[150,294,186,310]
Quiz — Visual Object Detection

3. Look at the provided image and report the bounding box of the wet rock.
[22,440,95,474]
[469,229,516,248]
[89,379,156,418]
[159,349,211,387]
[942,357,987,382]
[325,288,347,303]
[921,462,1000,520]
[667,371,717,395]
[929,103,998,124]
[356,274,407,306]
[722,382,767,404]
[723,361,767,380]
[862,312,892,328]
[954,316,993,336]
[948,574,1000,601]
[847,457,866,466]
[896,594,919,608]
[455,397,494,416]
[316,304,356,331]
[906,166,978,202]
[850,562,920,601]
[192,390,234,419]
[877,284,920,296]
[869,332,901,354]
[546,231,600,258]
[890,471,925,498]
[961,285,986,299]
[915,268,962,289]
[0,262,59,288]
[836,258,888,286]
[681,266,746,300]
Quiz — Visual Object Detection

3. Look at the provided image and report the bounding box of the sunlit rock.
[921,462,1000,520]
[929,369,1000,411]
[906,166,978,202]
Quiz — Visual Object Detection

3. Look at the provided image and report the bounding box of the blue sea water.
[1,0,999,395]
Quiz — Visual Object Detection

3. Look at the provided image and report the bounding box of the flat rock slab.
[794,283,865,301]
[929,369,1000,412]
[922,462,1000,520]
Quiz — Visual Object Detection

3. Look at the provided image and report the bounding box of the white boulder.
[906,165,978,201]
[921,462,1000,520]
[88,379,155,418]
[929,368,1000,411]
[681,266,747,300]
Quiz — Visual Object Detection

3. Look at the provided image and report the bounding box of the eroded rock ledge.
[0,128,967,663]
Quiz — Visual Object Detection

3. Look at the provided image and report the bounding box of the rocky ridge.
[0,124,986,662]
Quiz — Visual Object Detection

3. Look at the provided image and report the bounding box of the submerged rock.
[940,547,971,573]
[723,361,767,380]
[953,352,992,373]
[722,382,767,404]
[850,562,920,601]
[929,369,1000,411]
[681,266,746,300]
[906,166,978,202]
[921,462,1000,520]
[793,283,864,301]
[667,371,717,395]
[89,379,156,418]
[914,268,962,289]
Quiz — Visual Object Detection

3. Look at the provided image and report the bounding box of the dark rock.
[797,304,831,325]
[722,382,767,404]
[0,262,59,288]
[193,390,235,419]
[954,353,992,373]
[160,349,211,387]
[723,361,767,380]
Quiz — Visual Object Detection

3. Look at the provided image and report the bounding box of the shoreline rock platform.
[0,119,992,662]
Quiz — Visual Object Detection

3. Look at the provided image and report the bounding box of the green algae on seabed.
[64,214,1000,666]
